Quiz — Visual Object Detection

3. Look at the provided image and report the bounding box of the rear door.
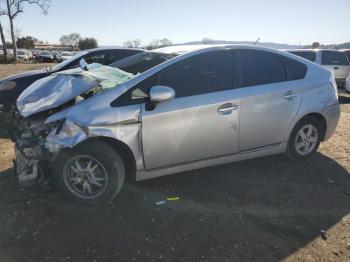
[236,49,304,151]
[320,50,350,80]
[140,50,240,169]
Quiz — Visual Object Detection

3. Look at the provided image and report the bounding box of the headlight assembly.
[0,80,17,91]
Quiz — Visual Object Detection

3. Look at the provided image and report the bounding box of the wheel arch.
[77,136,137,181]
[290,112,327,141]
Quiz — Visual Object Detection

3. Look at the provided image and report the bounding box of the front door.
[141,50,240,169]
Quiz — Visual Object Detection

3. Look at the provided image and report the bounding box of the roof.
[151,44,287,55]
[284,48,347,53]
[85,47,145,52]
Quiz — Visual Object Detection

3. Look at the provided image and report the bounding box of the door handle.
[217,103,238,115]
[334,66,339,70]
[284,90,299,100]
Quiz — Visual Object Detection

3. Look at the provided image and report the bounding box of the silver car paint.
[36,45,339,181]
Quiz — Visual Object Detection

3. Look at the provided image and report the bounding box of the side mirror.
[79,58,88,71]
[149,85,175,103]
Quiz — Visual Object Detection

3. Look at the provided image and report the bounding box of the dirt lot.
[0,64,350,262]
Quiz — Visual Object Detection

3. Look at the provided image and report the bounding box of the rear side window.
[284,57,307,80]
[289,51,316,62]
[238,50,286,87]
[321,50,349,65]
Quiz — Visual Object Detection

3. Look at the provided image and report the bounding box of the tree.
[0,5,7,62]
[59,33,82,50]
[5,0,51,63]
[146,38,172,50]
[16,36,37,49]
[123,39,141,48]
[202,37,213,44]
[78,37,98,50]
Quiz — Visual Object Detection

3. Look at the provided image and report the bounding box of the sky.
[0,0,349,46]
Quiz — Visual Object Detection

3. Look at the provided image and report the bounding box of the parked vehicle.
[0,48,145,108]
[50,50,60,61]
[57,51,73,62]
[286,49,350,88]
[12,45,340,204]
[17,50,30,61]
[36,50,54,62]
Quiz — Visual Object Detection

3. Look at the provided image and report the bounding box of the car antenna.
[254,37,261,45]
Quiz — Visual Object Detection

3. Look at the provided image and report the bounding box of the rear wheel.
[286,116,323,161]
[53,141,125,205]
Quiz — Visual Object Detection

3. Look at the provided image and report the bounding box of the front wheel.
[53,141,125,205]
[286,116,323,161]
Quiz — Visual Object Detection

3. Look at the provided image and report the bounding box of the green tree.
[16,36,37,49]
[78,37,98,50]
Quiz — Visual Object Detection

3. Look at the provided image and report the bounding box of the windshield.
[18,51,25,55]
[62,52,72,56]
[109,52,179,75]
[51,51,88,71]
[40,51,52,56]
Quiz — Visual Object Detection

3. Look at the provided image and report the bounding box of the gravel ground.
[0,64,350,262]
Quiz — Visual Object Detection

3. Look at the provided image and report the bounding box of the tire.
[52,141,125,205]
[286,116,323,161]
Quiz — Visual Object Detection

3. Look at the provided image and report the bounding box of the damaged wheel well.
[78,137,137,181]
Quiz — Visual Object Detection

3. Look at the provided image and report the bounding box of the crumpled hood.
[17,63,136,117]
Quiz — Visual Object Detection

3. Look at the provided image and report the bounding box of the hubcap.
[294,124,318,156]
[63,155,108,199]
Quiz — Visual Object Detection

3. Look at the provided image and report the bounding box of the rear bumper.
[322,103,341,141]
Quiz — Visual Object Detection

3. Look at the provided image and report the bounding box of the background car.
[0,47,145,108]
[17,50,30,61]
[286,49,350,88]
[57,51,73,62]
[36,50,54,62]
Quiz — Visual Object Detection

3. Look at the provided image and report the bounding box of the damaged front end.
[8,110,60,186]
[11,62,137,186]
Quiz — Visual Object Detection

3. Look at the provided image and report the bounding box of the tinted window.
[84,53,107,64]
[289,51,316,62]
[238,50,286,87]
[111,51,233,107]
[107,50,142,64]
[321,50,349,65]
[157,50,232,97]
[284,57,307,80]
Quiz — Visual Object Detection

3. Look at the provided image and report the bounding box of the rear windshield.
[321,50,349,65]
[40,51,51,56]
[288,51,316,62]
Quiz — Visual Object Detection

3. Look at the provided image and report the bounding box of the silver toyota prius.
[13,45,340,204]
